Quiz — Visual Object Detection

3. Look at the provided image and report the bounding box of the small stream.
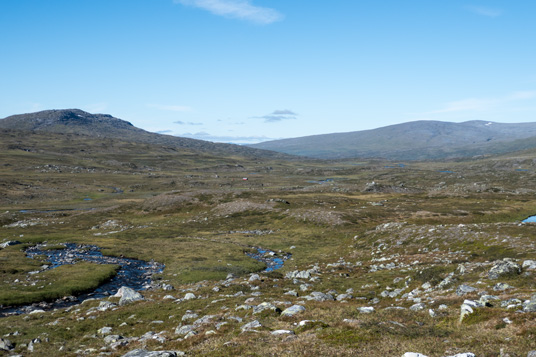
[246,248,291,272]
[0,243,164,317]
[1,242,289,317]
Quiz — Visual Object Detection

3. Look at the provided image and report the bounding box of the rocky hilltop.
[0,109,290,159]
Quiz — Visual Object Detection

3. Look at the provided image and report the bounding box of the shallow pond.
[523,216,536,223]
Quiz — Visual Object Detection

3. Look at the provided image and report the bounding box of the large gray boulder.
[281,305,306,317]
[488,260,522,279]
[115,286,144,306]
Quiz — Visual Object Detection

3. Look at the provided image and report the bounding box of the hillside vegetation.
[1,112,536,356]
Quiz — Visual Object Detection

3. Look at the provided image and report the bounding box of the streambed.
[1,242,289,316]
[246,248,291,272]
[0,243,164,316]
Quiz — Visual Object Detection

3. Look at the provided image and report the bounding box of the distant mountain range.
[249,120,536,160]
[0,109,289,159]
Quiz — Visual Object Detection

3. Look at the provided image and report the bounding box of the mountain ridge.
[0,109,292,160]
[249,120,536,160]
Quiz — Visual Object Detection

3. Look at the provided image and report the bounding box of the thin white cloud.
[174,120,203,125]
[175,0,283,24]
[254,109,298,123]
[178,131,280,144]
[425,91,536,115]
[148,104,193,112]
[466,5,502,18]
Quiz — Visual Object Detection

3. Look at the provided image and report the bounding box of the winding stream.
[0,243,164,316]
[1,242,289,316]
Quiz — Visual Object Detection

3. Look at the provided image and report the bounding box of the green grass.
[0,262,118,306]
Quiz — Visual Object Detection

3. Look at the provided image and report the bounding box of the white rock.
[357,306,375,313]
[184,293,196,300]
[271,330,294,335]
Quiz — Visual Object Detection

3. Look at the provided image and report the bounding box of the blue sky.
[2,1,536,144]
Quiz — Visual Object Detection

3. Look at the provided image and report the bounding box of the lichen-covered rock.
[523,260,536,270]
[492,282,513,291]
[281,305,306,317]
[488,259,521,280]
[304,291,334,302]
[456,284,478,296]
[410,303,425,311]
[241,320,262,332]
[253,302,281,315]
[175,325,194,336]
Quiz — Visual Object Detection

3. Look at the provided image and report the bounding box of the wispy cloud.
[425,91,536,115]
[156,130,174,134]
[174,0,283,24]
[466,5,502,18]
[178,131,279,144]
[254,109,298,123]
[174,120,203,125]
[148,104,193,112]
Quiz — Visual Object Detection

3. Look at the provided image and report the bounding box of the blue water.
[1,244,164,317]
[246,248,290,272]
[523,216,536,223]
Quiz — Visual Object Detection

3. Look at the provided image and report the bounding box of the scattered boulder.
[98,301,117,311]
[281,305,306,317]
[492,282,513,291]
[272,330,294,335]
[488,259,522,280]
[402,353,427,357]
[358,307,375,314]
[522,260,536,270]
[248,274,261,282]
[459,303,474,323]
[524,295,536,312]
[410,303,425,311]
[304,292,334,302]
[241,320,262,332]
[104,335,124,344]
[115,287,144,306]
[175,325,195,336]
[183,293,196,300]
[0,338,14,351]
[181,312,199,321]
[253,302,281,315]
[456,284,478,296]
[98,327,113,335]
